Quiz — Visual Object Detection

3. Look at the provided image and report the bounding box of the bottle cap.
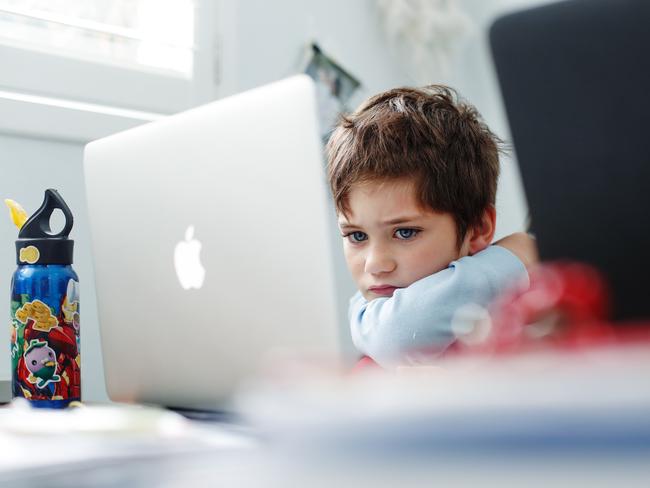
[16,189,74,265]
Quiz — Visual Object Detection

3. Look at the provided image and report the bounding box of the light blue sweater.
[349,245,528,368]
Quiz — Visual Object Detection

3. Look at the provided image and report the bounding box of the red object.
[488,262,615,352]
[352,356,379,372]
[451,261,650,357]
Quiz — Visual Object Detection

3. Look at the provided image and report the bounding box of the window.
[0,0,216,116]
[0,0,195,77]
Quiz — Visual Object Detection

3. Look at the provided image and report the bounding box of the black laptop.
[490,0,650,321]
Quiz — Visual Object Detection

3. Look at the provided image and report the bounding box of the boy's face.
[338,179,468,301]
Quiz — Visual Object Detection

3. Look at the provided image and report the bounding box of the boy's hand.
[494,232,538,269]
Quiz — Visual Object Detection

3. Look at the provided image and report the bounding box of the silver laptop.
[84,76,341,410]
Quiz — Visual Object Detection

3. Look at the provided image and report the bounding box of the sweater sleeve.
[348,245,528,368]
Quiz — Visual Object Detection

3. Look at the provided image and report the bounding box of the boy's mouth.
[368,285,399,297]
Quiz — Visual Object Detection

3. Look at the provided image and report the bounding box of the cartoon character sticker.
[15,299,58,332]
[23,339,61,389]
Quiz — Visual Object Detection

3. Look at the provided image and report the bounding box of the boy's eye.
[395,228,419,240]
[345,231,368,243]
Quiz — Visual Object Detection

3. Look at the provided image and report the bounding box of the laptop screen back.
[490,0,650,321]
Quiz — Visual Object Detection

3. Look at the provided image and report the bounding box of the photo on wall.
[304,43,361,139]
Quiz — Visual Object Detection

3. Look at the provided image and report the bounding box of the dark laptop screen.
[490,0,650,321]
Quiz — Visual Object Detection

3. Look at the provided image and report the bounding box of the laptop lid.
[490,0,650,321]
[84,76,341,409]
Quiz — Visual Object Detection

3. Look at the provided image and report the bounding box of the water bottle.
[9,189,80,408]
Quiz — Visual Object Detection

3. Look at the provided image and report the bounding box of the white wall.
[217,0,413,103]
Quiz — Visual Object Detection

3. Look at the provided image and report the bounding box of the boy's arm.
[349,245,528,369]
[493,232,538,269]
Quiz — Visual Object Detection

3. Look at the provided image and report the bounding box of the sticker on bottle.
[19,245,40,264]
[15,299,58,333]
[23,339,61,389]
[11,285,81,403]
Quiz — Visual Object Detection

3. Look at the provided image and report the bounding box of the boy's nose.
[365,246,396,275]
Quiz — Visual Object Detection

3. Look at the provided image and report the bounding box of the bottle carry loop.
[15,189,74,265]
[19,189,74,239]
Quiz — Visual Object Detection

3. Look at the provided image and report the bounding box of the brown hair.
[326,85,502,245]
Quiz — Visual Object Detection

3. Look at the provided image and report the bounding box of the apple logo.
[174,225,206,290]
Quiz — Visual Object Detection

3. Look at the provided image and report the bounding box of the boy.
[326,85,536,368]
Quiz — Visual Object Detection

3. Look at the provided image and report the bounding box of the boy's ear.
[466,206,496,255]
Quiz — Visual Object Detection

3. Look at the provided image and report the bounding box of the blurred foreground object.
[447,262,638,358]
[236,330,650,486]
[489,263,615,352]
[0,399,255,486]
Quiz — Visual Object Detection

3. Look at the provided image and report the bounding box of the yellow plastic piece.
[4,199,28,229]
